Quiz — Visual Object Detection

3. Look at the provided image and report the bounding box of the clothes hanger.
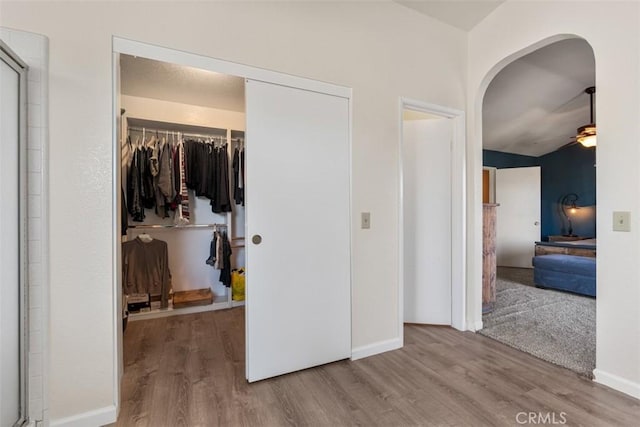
[147,134,157,149]
[138,232,153,243]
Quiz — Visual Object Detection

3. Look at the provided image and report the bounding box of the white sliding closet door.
[245,79,351,382]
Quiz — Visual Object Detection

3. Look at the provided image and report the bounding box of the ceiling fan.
[553,86,596,152]
[575,86,596,147]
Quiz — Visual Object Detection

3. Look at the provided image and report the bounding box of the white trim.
[593,369,640,400]
[348,95,355,358]
[111,50,122,418]
[50,405,117,427]
[112,37,350,99]
[351,338,403,361]
[467,320,483,332]
[397,98,405,347]
[398,98,466,334]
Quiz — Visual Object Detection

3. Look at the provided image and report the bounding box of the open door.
[245,79,351,382]
[403,117,453,325]
[496,167,541,268]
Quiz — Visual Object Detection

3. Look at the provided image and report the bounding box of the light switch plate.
[613,211,631,232]
[361,212,371,229]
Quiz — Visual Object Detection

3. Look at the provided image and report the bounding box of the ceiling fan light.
[576,124,597,147]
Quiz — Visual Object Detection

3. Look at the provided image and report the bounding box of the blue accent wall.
[483,146,596,240]
[539,144,596,239]
[483,149,540,168]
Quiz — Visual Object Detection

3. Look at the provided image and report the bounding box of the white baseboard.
[128,300,230,322]
[351,337,402,361]
[593,369,640,400]
[50,405,116,427]
[467,319,483,332]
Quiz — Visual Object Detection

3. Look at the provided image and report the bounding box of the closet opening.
[119,54,247,320]
[116,54,248,418]
[113,38,353,422]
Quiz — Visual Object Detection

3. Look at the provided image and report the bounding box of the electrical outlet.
[613,211,631,232]
[361,212,371,229]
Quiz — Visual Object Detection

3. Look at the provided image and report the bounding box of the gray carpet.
[479,267,595,377]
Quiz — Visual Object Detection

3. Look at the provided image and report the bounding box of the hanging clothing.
[232,145,245,205]
[127,146,146,222]
[219,232,232,288]
[172,141,190,225]
[205,230,232,287]
[154,140,175,218]
[240,148,245,206]
[206,232,217,266]
[215,230,223,270]
[122,237,171,308]
[181,139,232,213]
[126,134,236,223]
[121,187,129,235]
[141,147,156,209]
[211,145,232,213]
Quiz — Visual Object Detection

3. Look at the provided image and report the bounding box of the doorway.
[479,37,596,377]
[399,99,466,333]
[0,40,28,427]
[495,166,541,268]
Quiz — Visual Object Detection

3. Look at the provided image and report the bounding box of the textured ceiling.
[396,0,505,30]
[483,38,596,157]
[120,54,245,112]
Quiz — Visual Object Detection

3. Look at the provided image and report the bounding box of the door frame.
[0,40,29,427]
[111,37,353,411]
[398,98,466,339]
[483,166,496,204]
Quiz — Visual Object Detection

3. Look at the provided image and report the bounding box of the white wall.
[0,28,49,425]
[468,1,640,398]
[0,1,467,422]
[122,95,245,132]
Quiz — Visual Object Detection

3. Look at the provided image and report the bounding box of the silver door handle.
[534,221,540,226]
[252,235,262,245]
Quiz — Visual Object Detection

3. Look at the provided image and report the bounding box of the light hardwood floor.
[114,307,639,426]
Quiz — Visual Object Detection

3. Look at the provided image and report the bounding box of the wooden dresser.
[534,241,596,258]
[548,235,586,242]
[482,203,499,314]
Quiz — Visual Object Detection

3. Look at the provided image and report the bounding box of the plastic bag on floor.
[231,268,245,301]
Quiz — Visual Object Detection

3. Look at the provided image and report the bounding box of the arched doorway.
[475,36,597,377]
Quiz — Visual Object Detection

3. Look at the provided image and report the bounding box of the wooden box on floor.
[173,288,214,308]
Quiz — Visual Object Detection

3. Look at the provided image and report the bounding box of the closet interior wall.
[119,67,246,317]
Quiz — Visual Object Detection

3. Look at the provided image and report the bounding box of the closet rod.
[127,127,227,141]
[128,223,227,229]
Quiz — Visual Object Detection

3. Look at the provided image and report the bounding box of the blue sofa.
[532,254,596,297]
